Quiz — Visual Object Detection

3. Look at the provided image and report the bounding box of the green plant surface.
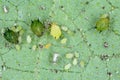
[0,0,120,80]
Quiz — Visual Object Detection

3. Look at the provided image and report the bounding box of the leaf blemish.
[104,42,109,48]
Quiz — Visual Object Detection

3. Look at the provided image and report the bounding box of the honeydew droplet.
[64,63,71,70]
[66,53,74,59]
[72,58,78,65]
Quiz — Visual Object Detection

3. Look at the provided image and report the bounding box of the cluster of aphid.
[2,12,110,69]
[2,20,55,44]
[3,19,64,45]
[2,13,110,44]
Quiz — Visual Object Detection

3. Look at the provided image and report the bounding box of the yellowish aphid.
[72,58,78,65]
[74,52,79,58]
[50,23,61,39]
[66,53,74,59]
[27,35,32,44]
[96,14,109,32]
[64,63,71,70]
[15,44,21,51]
[80,61,85,68]
[61,38,67,44]
[44,43,51,49]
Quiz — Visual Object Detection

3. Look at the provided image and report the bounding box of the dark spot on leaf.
[39,44,43,48]
[60,5,64,8]
[1,62,6,71]
[107,72,112,76]
[85,1,89,5]
[104,42,109,48]
[102,6,105,9]
[73,30,76,33]
[50,69,58,73]
[88,44,91,46]
[60,5,64,10]
[54,69,58,73]
[77,28,80,31]
[96,67,98,69]
[100,54,109,60]
[39,6,46,10]
[18,63,20,66]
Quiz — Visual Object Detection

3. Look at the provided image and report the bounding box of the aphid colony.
[1,13,110,72]
[3,20,62,44]
[3,13,110,44]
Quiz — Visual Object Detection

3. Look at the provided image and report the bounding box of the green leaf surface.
[0,0,120,80]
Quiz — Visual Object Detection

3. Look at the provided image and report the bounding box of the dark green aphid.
[4,29,19,44]
[31,19,45,37]
[95,14,109,32]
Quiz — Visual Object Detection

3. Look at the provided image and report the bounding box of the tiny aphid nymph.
[95,14,109,32]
